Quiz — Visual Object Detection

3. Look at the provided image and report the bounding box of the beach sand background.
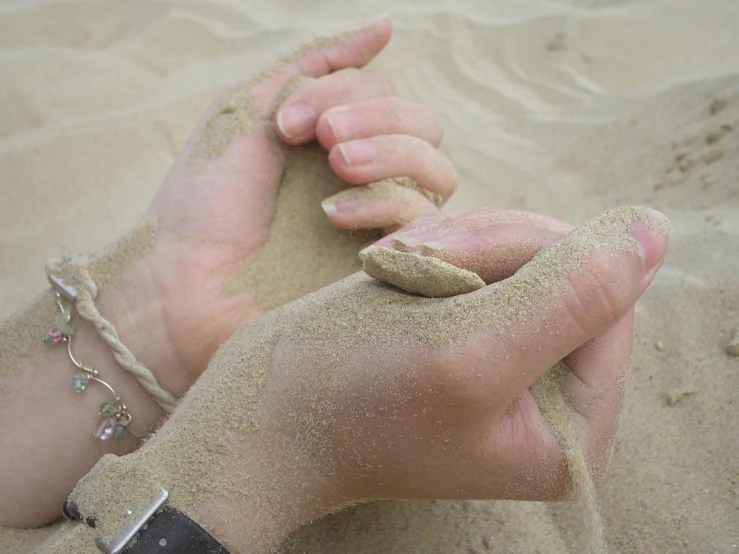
[0,0,737,552]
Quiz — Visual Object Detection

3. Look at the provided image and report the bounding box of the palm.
[149,105,289,252]
[129,22,394,379]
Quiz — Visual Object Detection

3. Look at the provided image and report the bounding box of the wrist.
[97,253,192,398]
[74,251,187,437]
[194,426,345,554]
[106,229,259,397]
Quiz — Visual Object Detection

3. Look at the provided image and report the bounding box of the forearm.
[193,419,339,553]
[0,299,164,526]
[28,406,331,554]
[39,313,344,554]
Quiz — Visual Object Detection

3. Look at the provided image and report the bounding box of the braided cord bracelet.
[44,259,178,441]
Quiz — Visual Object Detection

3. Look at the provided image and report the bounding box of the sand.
[365,245,606,552]
[0,220,158,383]
[364,247,606,552]
[221,136,379,311]
[531,365,607,554]
[727,326,739,357]
[1,1,738,553]
[363,246,486,297]
[219,75,433,310]
[51,206,662,554]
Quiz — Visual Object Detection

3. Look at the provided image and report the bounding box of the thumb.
[472,206,672,395]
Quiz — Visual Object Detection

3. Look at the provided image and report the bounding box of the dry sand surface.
[1,0,737,552]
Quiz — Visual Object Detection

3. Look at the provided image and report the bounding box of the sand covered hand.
[0,17,456,529]
[127,15,454,391]
[67,206,670,554]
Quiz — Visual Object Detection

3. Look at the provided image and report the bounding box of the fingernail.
[338,141,377,166]
[359,245,376,259]
[419,241,447,251]
[277,103,316,138]
[321,202,337,216]
[420,232,474,251]
[390,236,420,250]
[321,200,361,217]
[328,112,361,143]
[629,209,671,276]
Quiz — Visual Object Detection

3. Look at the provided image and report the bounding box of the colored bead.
[43,328,64,345]
[54,313,76,335]
[113,424,128,439]
[94,417,117,441]
[70,372,90,392]
[99,400,117,417]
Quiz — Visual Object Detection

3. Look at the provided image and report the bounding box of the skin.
[1,18,672,554]
[0,17,458,528]
[67,206,671,554]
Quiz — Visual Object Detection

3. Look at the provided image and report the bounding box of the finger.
[437,208,575,236]
[368,208,574,253]
[560,309,635,482]
[315,98,445,150]
[487,310,636,500]
[457,206,671,400]
[418,224,566,283]
[321,180,438,232]
[276,69,393,143]
[329,135,458,200]
[247,15,392,115]
[376,224,565,284]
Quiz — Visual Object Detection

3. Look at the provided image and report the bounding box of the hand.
[106,16,455,396]
[68,206,670,554]
[0,17,456,529]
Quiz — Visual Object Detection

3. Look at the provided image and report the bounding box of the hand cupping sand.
[362,239,607,554]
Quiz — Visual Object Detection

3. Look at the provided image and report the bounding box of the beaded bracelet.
[43,284,134,441]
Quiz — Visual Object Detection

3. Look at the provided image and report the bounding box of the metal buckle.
[47,274,78,301]
[95,486,169,554]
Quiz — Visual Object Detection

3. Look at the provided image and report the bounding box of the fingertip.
[315,114,339,149]
[328,145,356,182]
[321,198,366,230]
[321,182,437,232]
[323,210,371,231]
[627,209,672,283]
[365,13,392,47]
[359,244,377,260]
[327,14,392,73]
[275,109,295,142]
[320,201,339,217]
[275,103,317,144]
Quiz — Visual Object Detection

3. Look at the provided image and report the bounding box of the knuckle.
[561,255,626,338]
[407,138,438,171]
[364,71,393,95]
[385,97,407,128]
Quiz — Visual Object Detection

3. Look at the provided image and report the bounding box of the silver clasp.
[47,274,79,302]
[95,486,169,554]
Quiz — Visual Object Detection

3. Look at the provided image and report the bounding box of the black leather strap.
[64,498,229,554]
[120,507,228,554]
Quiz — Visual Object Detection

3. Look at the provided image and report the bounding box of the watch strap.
[64,497,229,554]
